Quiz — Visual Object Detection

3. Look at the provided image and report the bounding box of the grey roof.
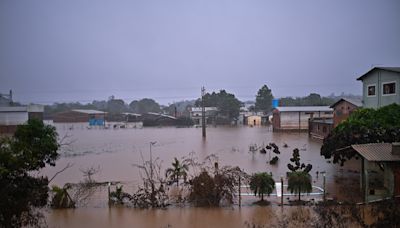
[274,106,333,112]
[330,98,363,108]
[122,112,141,117]
[357,67,400,81]
[72,109,107,114]
[146,112,177,120]
[0,106,27,112]
[352,143,400,161]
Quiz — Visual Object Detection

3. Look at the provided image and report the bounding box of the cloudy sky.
[1,0,399,105]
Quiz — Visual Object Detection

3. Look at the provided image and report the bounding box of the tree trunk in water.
[261,193,264,201]
[298,187,301,201]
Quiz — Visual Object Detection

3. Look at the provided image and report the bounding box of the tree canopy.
[249,172,275,201]
[129,98,161,114]
[321,104,400,165]
[279,93,335,106]
[0,119,60,227]
[195,90,242,120]
[255,85,273,113]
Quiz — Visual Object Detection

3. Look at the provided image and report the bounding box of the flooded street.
[44,124,361,227]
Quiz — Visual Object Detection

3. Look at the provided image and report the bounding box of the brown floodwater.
[43,124,362,227]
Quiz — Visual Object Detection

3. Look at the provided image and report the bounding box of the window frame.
[366,83,376,97]
[382,81,396,96]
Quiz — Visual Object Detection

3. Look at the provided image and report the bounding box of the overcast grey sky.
[1,0,399,105]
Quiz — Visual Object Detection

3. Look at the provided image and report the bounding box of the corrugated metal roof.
[357,67,400,81]
[122,112,141,117]
[72,109,106,114]
[0,106,28,112]
[275,106,333,112]
[330,98,363,108]
[351,143,400,161]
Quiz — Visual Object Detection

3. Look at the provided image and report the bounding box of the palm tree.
[249,172,275,201]
[287,171,312,201]
[165,157,189,186]
[50,184,75,208]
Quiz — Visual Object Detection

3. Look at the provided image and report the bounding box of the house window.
[323,126,327,133]
[383,82,396,95]
[368,85,376,96]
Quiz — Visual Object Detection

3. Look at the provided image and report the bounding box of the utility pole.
[281,176,284,207]
[201,86,206,138]
[323,173,326,202]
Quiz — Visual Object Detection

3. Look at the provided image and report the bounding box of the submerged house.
[189,107,218,126]
[272,106,333,131]
[53,109,106,126]
[141,112,177,126]
[350,143,400,202]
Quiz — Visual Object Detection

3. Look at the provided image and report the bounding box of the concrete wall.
[0,112,28,125]
[362,69,400,108]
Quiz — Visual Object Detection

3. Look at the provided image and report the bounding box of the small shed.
[247,115,262,126]
[351,143,400,202]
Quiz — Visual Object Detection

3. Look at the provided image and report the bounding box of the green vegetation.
[189,166,244,207]
[249,172,275,202]
[287,148,312,202]
[195,90,242,121]
[279,93,335,106]
[165,157,188,186]
[0,119,59,227]
[50,184,75,208]
[321,103,400,165]
[255,85,273,113]
[287,171,312,201]
[129,98,161,114]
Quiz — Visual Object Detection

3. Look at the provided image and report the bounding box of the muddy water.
[43,124,361,227]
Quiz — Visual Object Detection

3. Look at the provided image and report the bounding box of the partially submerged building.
[0,105,44,135]
[53,109,106,126]
[141,112,177,126]
[272,106,333,131]
[189,107,218,126]
[350,143,400,202]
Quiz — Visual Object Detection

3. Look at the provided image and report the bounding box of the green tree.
[195,90,242,120]
[0,119,59,227]
[321,104,400,165]
[50,184,75,208]
[255,85,273,112]
[165,157,188,186]
[249,172,275,201]
[129,98,161,114]
[287,171,312,201]
[107,98,127,114]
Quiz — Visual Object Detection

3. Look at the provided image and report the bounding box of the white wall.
[0,112,29,125]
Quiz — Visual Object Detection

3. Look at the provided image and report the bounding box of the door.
[394,167,400,196]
